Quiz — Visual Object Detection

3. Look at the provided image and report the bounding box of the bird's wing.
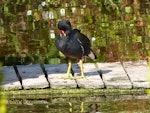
[72,29,91,48]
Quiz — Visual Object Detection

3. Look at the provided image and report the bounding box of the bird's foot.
[58,75,86,79]
[55,74,86,79]
[72,75,87,79]
[58,75,73,79]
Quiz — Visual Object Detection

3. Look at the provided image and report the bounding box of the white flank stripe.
[88,51,95,60]
[80,45,84,56]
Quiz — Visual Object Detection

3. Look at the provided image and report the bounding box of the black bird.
[55,20,97,79]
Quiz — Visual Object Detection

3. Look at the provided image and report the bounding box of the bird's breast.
[56,38,67,51]
[56,37,83,59]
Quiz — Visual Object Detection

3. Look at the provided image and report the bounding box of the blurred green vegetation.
[0,92,7,113]
[0,0,150,65]
[0,63,7,113]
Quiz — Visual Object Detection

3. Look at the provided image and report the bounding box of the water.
[6,94,150,113]
[0,0,150,65]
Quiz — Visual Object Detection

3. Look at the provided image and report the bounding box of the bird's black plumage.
[56,20,96,60]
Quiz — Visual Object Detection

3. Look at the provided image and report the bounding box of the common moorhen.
[55,20,96,79]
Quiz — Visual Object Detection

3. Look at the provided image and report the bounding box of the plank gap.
[44,64,77,89]
[17,64,49,89]
[40,64,50,88]
[94,63,106,89]
[13,65,24,89]
[75,63,104,89]
[0,66,22,90]
[123,60,150,88]
[97,62,132,89]
[120,61,133,89]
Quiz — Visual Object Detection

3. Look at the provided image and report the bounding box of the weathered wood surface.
[74,63,104,88]
[17,64,49,89]
[44,64,77,89]
[97,62,132,89]
[0,60,150,90]
[0,66,21,90]
[123,60,150,88]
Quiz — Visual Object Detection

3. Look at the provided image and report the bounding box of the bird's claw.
[72,75,87,79]
[57,75,73,79]
[54,74,87,79]
[59,75,87,79]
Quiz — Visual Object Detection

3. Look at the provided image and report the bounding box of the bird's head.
[58,20,72,37]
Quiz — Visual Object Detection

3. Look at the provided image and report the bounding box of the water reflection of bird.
[55,20,97,79]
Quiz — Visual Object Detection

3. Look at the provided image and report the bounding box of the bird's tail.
[87,49,97,60]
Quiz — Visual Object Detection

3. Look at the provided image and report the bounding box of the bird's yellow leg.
[67,60,72,77]
[60,60,86,79]
[73,60,86,79]
[61,59,73,79]
[79,60,85,78]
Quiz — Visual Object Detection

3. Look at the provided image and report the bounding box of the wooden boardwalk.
[0,60,150,90]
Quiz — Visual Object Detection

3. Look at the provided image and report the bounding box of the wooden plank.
[0,66,21,90]
[74,63,104,89]
[44,64,77,89]
[97,62,132,89]
[123,60,150,88]
[17,64,49,89]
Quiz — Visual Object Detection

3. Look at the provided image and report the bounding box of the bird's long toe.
[61,75,73,79]
[72,75,87,79]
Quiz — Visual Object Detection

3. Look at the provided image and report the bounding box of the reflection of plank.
[44,64,77,89]
[97,62,132,89]
[17,64,49,89]
[75,63,104,89]
[0,66,21,90]
[123,60,150,88]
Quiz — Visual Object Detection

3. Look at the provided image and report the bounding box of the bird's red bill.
[59,29,66,35]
